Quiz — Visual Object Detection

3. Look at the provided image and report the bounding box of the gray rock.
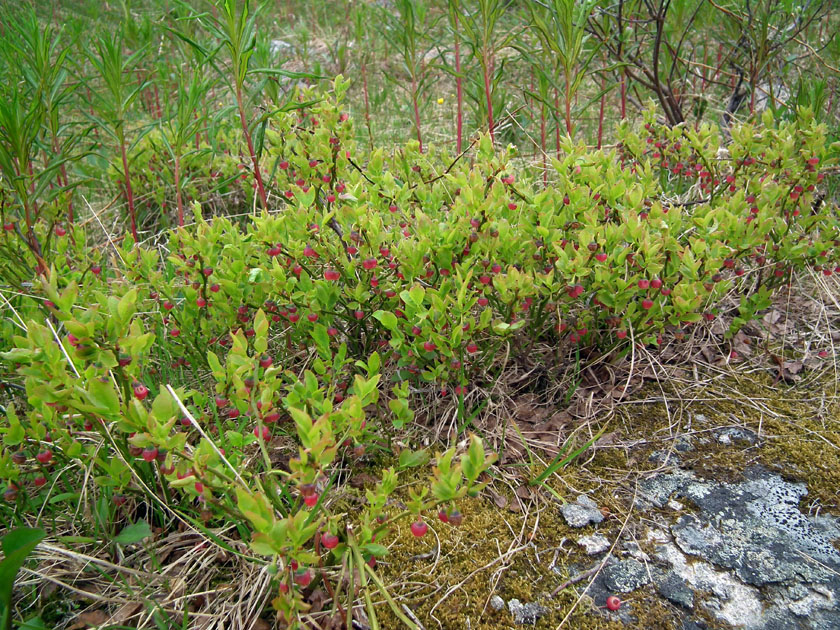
[490,595,505,611]
[602,559,651,593]
[577,534,610,555]
[561,495,604,528]
[714,426,757,445]
[507,599,546,625]
[624,541,651,562]
[645,468,840,629]
[657,573,695,609]
[649,449,680,465]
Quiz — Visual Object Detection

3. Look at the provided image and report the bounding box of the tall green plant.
[86,32,149,241]
[458,0,517,146]
[194,0,269,209]
[383,0,435,153]
[529,0,601,140]
[7,11,81,225]
[158,71,212,227]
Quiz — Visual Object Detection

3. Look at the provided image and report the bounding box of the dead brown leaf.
[68,610,110,630]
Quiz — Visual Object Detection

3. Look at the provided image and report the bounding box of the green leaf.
[113,521,152,545]
[3,405,24,447]
[0,528,46,624]
[363,543,389,558]
[398,448,429,469]
[86,379,121,416]
[373,310,398,331]
[236,488,274,533]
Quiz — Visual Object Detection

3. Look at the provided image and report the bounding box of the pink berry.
[606,595,621,611]
[410,520,428,538]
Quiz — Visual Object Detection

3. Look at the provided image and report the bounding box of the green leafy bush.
[1,79,837,627]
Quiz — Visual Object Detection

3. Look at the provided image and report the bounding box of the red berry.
[34,476,47,487]
[307,312,318,322]
[616,330,627,339]
[327,327,338,336]
[438,510,449,523]
[322,533,339,549]
[362,258,377,270]
[196,297,206,307]
[478,297,489,307]
[354,310,364,320]
[638,279,650,289]
[142,448,158,462]
[642,299,654,310]
[467,342,478,354]
[55,226,67,237]
[210,283,220,293]
[410,520,428,537]
[423,341,436,352]
[254,425,271,440]
[260,355,273,368]
[304,493,319,508]
[324,269,340,281]
[448,510,463,526]
[133,383,149,400]
[650,277,662,289]
[606,596,621,611]
[595,253,608,262]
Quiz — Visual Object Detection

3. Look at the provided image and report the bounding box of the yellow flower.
[437,97,444,104]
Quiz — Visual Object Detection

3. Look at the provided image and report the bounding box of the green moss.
[335,368,840,629]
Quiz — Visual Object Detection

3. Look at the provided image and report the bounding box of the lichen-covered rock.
[602,559,651,593]
[560,494,604,528]
[577,534,610,555]
[656,573,695,609]
[507,599,547,625]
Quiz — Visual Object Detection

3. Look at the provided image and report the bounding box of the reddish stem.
[482,54,495,145]
[454,12,463,154]
[236,84,268,209]
[553,87,561,157]
[361,58,373,151]
[175,153,183,227]
[52,135,73,224]
[597,73,606,149]
[564,76,572,138]
[540,104,547,188]
[153,83,162,119]
[119,136,138,241]
[412,76,423,153]
[620,72,626,120]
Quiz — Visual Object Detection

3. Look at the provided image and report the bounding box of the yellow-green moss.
[338,368,840,629]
